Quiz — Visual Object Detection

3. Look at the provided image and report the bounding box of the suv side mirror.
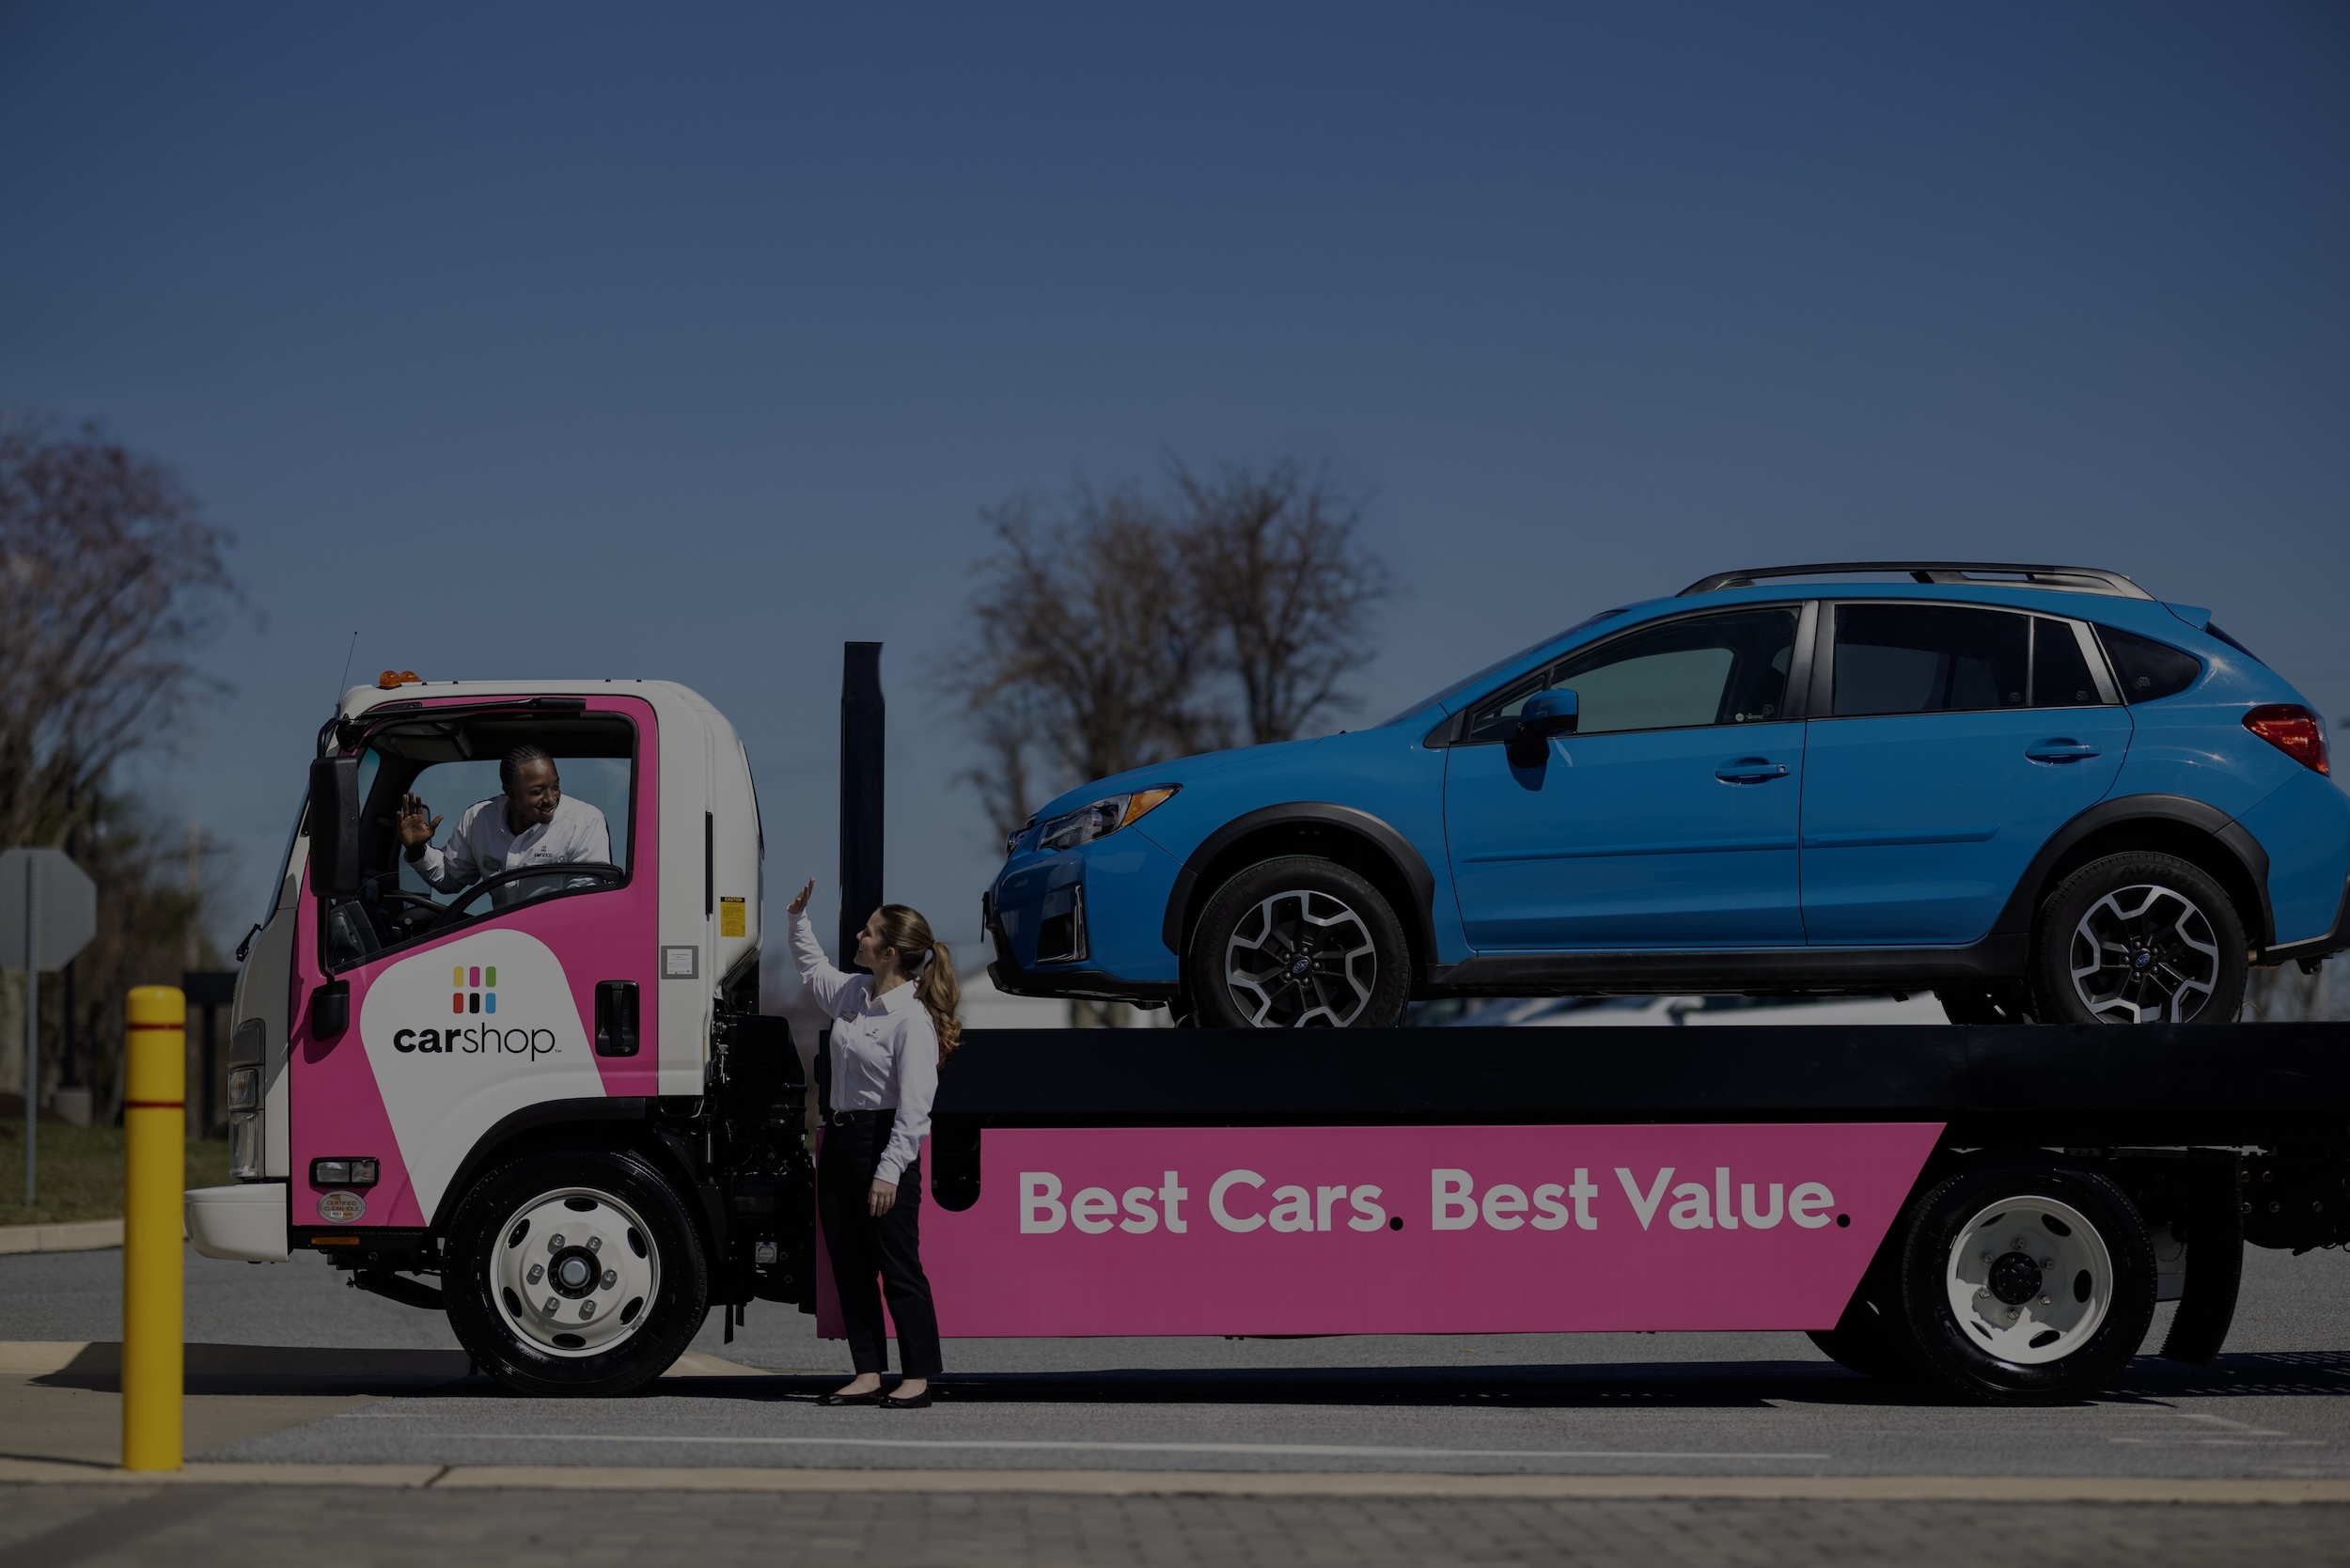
[1508,689,1578,767]
[307,756,364,899]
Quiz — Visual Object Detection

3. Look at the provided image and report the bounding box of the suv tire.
[1187,856,1410,1028]
[444,1146,708,1397]
[2029,852,2247,1025]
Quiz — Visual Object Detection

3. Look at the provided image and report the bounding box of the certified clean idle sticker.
[317,1190,367,1223]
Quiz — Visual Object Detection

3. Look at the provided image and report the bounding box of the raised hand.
[394,792,444,853]
[787,877,815,917]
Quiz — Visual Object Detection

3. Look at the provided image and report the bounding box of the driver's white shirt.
[409,794,612,893]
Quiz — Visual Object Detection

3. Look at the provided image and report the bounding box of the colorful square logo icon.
[452,964,497,1014]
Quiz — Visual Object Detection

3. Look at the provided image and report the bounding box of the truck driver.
[394,744,614,894]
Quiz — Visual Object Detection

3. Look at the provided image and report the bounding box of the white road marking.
[421,1433,1829,1461]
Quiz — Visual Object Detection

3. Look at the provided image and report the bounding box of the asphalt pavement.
[8,1238,2350,1480]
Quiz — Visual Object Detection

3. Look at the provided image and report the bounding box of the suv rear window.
[2095,627,2202,703]
[1832,604,2028,716]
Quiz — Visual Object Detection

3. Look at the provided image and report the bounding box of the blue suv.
[983,562,2348,1027]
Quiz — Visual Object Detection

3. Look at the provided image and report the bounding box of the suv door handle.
[2026,740,2101,763]
[1715,758,1790,783]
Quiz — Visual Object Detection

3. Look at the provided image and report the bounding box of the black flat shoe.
[817,1388,885,1406]
[882,1388,932,1409]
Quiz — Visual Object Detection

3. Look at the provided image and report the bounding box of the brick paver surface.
[7,1485,2350,1568]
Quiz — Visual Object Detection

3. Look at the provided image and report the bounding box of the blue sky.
[3,3,2345,954]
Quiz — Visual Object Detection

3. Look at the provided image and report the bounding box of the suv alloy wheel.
[2030,852,2248,1025]
[1187,856,1410,1027]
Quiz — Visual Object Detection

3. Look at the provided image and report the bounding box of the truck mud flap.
[2158,1151,2244,1366]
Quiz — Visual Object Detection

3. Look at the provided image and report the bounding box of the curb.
[0,1219,124,1256]
[4,1459,2350,1504]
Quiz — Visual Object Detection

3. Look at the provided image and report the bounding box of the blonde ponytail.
[875,903,962,1065]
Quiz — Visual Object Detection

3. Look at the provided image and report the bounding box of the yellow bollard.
[122,985,184,1471]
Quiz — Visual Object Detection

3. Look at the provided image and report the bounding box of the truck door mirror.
[306,756,364,899]
[1508,689,1578,767]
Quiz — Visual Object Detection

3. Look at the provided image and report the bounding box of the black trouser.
[817,1110,943,1378]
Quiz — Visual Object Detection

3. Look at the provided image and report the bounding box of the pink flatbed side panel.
[901,1122,1943,1338]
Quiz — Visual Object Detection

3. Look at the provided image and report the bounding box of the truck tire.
[443,1147,708,1397]
[1895,1156,2155,1404]
[1186,856,1410,1028]
[2029,852,2247,1025]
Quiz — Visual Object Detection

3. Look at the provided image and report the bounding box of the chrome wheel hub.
[490,1186,659,1357]
[1224,889,1379,1027]
[1944,1196,2112,1366]
[2068,883,2223,1023]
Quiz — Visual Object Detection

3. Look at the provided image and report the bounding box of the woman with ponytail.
[787,879,958,1409]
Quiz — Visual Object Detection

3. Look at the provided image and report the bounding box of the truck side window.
[1465,608,1798,743]
[318,713,637,971]
[1832,604,2029,717]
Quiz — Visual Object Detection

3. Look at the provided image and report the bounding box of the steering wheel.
[417,863,625,934]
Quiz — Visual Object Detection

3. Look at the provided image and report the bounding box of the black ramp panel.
[933,1024,2350,1142]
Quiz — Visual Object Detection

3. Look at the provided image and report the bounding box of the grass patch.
[0,1121,231,1228]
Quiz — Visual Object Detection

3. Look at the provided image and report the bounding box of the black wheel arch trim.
[1160,803,1440,967]
[433,1096,652,1232]
[1988,793,2272,949]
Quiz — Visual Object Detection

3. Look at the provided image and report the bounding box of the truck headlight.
[1036,787,1178,853]
[227,1066,260,1111]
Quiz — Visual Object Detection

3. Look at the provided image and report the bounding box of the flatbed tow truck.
[184,666,2350,1407]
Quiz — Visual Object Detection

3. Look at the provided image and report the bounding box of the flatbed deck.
[932,1023,2350,1145]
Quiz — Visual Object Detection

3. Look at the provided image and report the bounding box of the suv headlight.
[1035,787,1179,853]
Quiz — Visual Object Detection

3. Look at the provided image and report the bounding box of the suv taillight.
[2244,704,2330,776]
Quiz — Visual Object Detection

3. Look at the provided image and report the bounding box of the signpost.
[1,847,99,1206]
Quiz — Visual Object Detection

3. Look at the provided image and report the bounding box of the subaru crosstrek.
[982,562,2348,1027]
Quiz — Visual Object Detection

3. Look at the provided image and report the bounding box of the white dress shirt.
[409,793,613,894]
[791,911,939,1186]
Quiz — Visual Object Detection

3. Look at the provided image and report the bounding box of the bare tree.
[948,459,1389,839]
[948,485,1228,839]
[1173,459,1391,745]
[0,411,237,852]
[0,411,239,1152]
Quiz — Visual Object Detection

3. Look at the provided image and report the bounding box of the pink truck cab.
[186,679,788,1392]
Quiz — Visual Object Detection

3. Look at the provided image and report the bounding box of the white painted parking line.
[426,1433,1829,1462]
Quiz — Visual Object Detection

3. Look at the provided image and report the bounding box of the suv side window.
[1465,607,1798,743]
[1831,604,2029,717]
[2096,625,2203,703]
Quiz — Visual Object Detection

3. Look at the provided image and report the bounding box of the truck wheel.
[1896,1157,2155,1404]
[2029,853,2246,1024]
[443,1147,708,1397]
[1187,856,1409,1027]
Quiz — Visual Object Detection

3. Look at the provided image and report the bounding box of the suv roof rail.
[1677,561,2153,600]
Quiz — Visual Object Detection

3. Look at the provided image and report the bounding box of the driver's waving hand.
[396,745,612,893]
